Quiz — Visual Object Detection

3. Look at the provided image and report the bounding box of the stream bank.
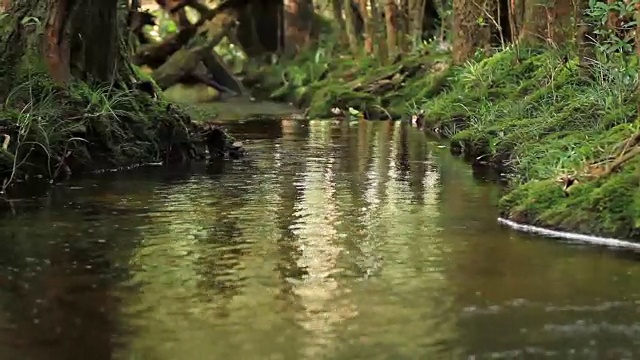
[244,46,640,241]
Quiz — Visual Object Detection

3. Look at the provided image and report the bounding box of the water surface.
[0,120,638,360]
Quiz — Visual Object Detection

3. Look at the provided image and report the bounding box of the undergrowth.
[0,73,190,191]
[415,47,640,239]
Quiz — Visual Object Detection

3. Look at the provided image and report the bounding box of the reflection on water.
[0,120,638,359]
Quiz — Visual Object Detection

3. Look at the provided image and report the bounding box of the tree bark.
[452,0,493,64]
[358,0,374,54]
[283,0,315,56]
[383,0,398,57]
[343,0,360,53]
[0,0,132,90]
[329,0,348,41]
[520,0,572,46]
[576,0,595,77]
[0,0,201,174]
[409,0,426,45]
[369,0,387,59]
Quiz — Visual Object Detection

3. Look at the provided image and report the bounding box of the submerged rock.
[199,122,246,160]
[164,83,220,104]
[228,141,245,159]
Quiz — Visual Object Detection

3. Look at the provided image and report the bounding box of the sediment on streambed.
[248,46,640,241]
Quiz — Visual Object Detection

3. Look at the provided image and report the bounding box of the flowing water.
[0,119,639,360]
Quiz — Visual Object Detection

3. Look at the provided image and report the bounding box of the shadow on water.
[0,119,639,359]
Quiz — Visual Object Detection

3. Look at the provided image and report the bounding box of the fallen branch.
[151,8,239,89]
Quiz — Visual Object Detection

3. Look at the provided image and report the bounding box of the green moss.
[500,163,640,239]
[431,47,640,239]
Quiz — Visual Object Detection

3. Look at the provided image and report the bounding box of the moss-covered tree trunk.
[343,0,360,53]
[283,0,315,56]
[357,0,374,54]
[397,0,409,51]
[0,0,198,181]
[369,0,387,59]
[452,0,492,64]
[408,0,425,45]
[577,0,595,75]
[520,0,572,46]
[548,0,573,45]
[519,0,547,44]
[0,0,136,91]
[329,0,348,42]
[383,0,398,58]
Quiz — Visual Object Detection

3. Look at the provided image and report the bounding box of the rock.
[163,83,220,104]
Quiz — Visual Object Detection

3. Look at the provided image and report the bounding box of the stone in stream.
[200,122,245,159]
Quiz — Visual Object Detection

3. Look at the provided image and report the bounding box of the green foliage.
[585,0,640,54]
[410,45,640,238]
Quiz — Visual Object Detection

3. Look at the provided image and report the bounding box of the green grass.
[0,73,191,190]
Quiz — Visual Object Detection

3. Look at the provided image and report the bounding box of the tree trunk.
[330,0,348,41]
[548,0,573,45]
[0,0,198,177]
[283,0,315,56]
[369,0,387,59]
[343,0,360,53]
[398,0,409,50]
[520,0,572,46]
[409,0,425,45]
[383,0,398,57]
[519,0,547,44]
[0,0,131,90]
[636,1,640,57]
[452,0,492,64]
[358,0,374,54]
[577,0,595,76]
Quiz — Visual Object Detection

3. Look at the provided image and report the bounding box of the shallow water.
[0,119,639,360]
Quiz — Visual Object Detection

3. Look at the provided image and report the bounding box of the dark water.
[0,119,638,360]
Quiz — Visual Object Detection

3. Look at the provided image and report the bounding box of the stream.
[0,119,638,359]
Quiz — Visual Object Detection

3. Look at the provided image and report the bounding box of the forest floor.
[244,46,640,241]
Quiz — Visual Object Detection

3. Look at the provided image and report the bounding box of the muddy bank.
[244,47,640,241]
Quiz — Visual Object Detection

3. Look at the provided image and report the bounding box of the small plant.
[585,0,640,55]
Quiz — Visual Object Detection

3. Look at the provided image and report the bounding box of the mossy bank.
[0,63,202,191]
[246,46,640,241]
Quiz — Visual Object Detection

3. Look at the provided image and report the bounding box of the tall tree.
[0,0,132,89]
[520,0,573,45]
[409,0,426,45]
[329,0,348,41]
[577,0,595,75]
[358,0,374,54]
[383,0,399,57]
[343,0,360,53]
[369,0,387,59]
[283,0,315,56]
[452,0,494,64]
